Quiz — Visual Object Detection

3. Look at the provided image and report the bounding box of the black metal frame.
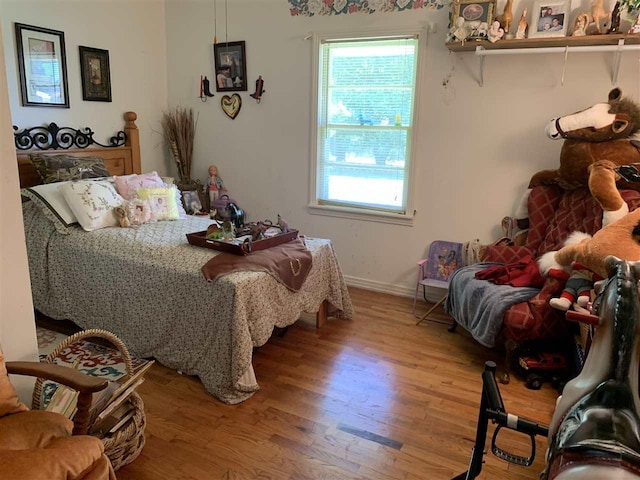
[452,361,549,480]
[13,122,126,151]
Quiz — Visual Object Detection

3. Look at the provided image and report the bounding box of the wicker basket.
[33,329,146,470]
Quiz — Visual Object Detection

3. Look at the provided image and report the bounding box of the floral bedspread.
[23,202,353,403]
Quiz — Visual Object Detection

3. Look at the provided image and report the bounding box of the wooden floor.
[117,288,558,480]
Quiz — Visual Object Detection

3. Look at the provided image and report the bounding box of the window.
[310,32,421,224]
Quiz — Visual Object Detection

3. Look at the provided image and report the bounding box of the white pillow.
[60,180,124,231]
[21,182,78,227]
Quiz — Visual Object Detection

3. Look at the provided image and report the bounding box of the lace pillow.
[135,186,180,221]
[114,172,164,200]
[30,154,110,184]
[125,199,155,225]
[60,180,124,231]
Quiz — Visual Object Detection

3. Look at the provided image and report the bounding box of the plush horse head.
[545,88,640,142]
[543,256,640,479]
[529,89,640,205]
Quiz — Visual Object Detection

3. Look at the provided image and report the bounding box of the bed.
[17,112,353,404]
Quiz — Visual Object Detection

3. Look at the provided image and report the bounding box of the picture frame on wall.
[14,23,69,108]
[451,0,495,28]
[79,46,112,102]
[529,0,571,37]
[213,41,247,92]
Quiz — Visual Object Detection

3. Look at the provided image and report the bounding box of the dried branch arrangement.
[161,107,196,183]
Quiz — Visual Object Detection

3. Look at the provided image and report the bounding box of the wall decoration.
[213,41,247,92]
[529,0,570,37]
[451,0,496,28]
[79,46,112,102]
[14,23,69,108]
[249,75,265,103]
[289,0,444,16]
[221,94,242,119]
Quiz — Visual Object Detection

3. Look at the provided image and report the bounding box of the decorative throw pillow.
[60,180,124,231]
[0,346,28,418]
[135,186,180,221]
[114,171,164,200]
[30,154,110,184]
[20,182,78,234]
[125,199,155,225]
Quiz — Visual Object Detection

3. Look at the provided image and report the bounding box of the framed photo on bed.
[79,46,112,102]
[213,41,247,92]
[14,23,69,108]
[529,0,570,37]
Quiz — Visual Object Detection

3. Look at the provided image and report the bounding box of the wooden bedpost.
[316,300,328,328]
[124,111,141,174]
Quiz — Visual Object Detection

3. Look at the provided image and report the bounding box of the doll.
[547,262,602,311]
[207,165,226,206]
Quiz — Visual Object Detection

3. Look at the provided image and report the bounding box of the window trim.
[307,27,426,226]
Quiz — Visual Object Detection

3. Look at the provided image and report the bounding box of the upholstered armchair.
[448,185,640,383]
[0,348,116,480]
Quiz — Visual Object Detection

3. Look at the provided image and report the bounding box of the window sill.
[307,203,415,226]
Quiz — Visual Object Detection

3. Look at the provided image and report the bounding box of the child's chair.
[413,241,464,326]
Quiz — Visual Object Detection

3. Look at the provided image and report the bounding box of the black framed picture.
[213,41,247,92]
[14,23,69,108]
[79,46,112,102]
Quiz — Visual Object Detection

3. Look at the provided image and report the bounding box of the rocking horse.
[454,257,640,479]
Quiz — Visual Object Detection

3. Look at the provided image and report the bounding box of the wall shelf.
[446,34,640,86]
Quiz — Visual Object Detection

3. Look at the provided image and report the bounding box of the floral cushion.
[30,154,110,184]
[114,172,164,200]
[125,199,155,225]
[59,180,124,231]
[135,186,181,221]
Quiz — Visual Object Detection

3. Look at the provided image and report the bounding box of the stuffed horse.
[529,88,640,219]
[541,257,640,479]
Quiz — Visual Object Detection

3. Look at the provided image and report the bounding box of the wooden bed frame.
[17,111,141,189]
[15,110,329,328]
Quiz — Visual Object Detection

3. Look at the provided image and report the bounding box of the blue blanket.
[444,263,540,348]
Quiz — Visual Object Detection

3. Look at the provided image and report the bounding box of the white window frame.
[307,27,425,227]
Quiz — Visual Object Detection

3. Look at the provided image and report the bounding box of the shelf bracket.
[612,39,625,85]
[476,46,485,87]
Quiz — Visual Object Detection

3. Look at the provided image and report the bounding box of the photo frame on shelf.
[14,23,69,108]
[451,0,495,28]
[79,46,112,102]
[213,41,247,92]
[529,0,571,37]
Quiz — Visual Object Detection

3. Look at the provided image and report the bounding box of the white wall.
[0,15,38,403]
[1,0,169,173]
[2,0,639,305]
[165,0,640,296]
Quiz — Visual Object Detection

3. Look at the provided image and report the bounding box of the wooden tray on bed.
[186,229,299,255]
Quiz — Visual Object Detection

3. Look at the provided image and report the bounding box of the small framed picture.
[79,46,112,102]
[182,190,203,214]
[213,41,247,92]
[529,0,570,37]
[451,0,495,27]
[14,23,69,108]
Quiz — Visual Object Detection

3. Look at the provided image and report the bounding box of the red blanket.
[201,237,312,291]
[474,255,545,288]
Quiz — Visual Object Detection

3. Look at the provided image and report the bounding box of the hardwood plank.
[117,287,559,479]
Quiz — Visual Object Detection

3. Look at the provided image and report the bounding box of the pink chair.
[413,241,464,326]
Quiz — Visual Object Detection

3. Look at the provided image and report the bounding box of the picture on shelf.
[451,0,495,30]
[530,0,570,37]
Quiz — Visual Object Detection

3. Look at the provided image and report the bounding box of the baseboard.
[343,275,415,298]
[343,275,447,303]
